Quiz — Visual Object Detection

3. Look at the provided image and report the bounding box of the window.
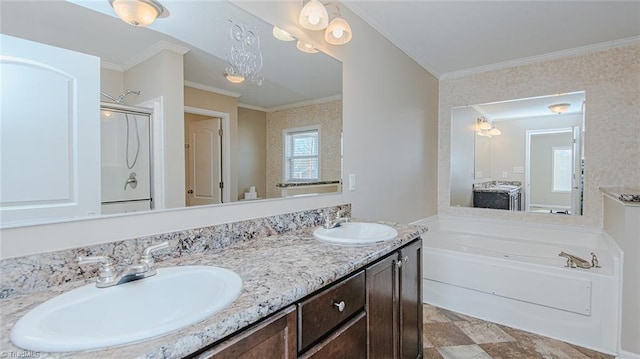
[284,127,320,181]
[552,146,572,192]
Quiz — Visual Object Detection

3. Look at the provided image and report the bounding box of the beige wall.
[238,107,267,200]
[439,44,640,227]
[100,68,124,100]
[184,86,239,202]
[265,100,342,198]
[1,1,439,259]
[529,131,573,208]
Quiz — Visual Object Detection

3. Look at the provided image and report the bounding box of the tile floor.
[423,304,614,359]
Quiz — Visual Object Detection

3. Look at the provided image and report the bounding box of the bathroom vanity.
[473,182,522,211]
[185,238,422,358]
[0,218,426,359]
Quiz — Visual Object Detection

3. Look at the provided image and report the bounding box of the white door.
[0,34,100,226]
[186,118,222,206]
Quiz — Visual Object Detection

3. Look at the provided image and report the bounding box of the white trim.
[184,81,242,99]
[183,106,231,204]
[123,41,190,72]
[238,103,268,112]
[100,60,122,72]
[136,97,165,211]
[266,95,342,112]
[440,36,640,80]
[619,350,640,359]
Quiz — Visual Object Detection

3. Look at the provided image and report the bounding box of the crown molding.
[122,41,190,71]
[100,60,122,72]
[440,36,640,80]
[184,81,242,98]
[266,94,342,112]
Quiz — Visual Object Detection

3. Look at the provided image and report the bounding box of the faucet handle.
[77,255,116,284]
[140,241,169,266]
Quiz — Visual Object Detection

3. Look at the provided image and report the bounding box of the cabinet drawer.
[298,270,365,352]
[299,312,367,359]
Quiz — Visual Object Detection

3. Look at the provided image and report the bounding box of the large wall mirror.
[450,91,585,215]
[0,0,343,227]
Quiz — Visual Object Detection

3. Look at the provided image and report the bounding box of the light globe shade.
[299,0,329,30]
[224,73,245,84]
[489,127,501,136]
[109,0,168,27]
[548,103,571,114]
[478,118,492,130]
[272,26,296,41]
[296,40,319,53]
[324,17,352,45]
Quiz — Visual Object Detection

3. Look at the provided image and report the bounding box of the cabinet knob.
[333,301,346,312]
[396,260,403,269]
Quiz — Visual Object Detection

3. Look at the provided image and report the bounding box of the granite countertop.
[473,185,521,193]
[600,187,640,205]
[0,222,427,359]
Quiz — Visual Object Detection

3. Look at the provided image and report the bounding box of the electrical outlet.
[349,174,356,191]
[513,166,525,174]
[476,171,483,178]
[502,171,508,178]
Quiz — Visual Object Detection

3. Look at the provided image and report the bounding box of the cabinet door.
[197,306,296,359]
[399,239,423,359]
[366,254,398,359]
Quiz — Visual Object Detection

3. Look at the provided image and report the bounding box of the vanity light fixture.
[272,26,296,41]
[299,0,329,30]
[109,0,169,27]
[477,117,501,137]
[324,11,352,45]
[298,1,353,46]
[548,103,571,114]
[296,40,319,53]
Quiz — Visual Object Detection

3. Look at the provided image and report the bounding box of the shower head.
[116,90,140,104]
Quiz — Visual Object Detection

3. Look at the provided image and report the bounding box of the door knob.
[187,189,194,194]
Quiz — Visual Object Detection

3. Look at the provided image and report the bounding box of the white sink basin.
[11,266,242,352]
[313,222,398,245]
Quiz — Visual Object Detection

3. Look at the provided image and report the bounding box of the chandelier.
[224,19,263,85]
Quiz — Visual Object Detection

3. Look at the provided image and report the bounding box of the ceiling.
[0,0,342,111]
[473,92,585,121]
[344,1,640,78]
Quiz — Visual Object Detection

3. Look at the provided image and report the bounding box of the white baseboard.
[618,349,640,359]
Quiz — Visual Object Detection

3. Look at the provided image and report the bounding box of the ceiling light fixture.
[272,26,296,42]
[477,116,492,130]
[548,103,571,114]
[224,19,263,85]
[109,0,169,27]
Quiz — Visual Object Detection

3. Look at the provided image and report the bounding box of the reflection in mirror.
[0,0,343,227]
[450,91,585,215]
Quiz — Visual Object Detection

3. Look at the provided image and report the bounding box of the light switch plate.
[348,174,356,191]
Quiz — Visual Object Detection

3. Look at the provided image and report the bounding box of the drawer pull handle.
[333,301,346,312]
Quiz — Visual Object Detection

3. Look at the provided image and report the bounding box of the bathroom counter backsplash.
[600,187,640,205]
[0,207,427,358]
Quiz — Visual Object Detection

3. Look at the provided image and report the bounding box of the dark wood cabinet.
[193,238,422,359]
[196,306,297,359]
[366,239,422,359]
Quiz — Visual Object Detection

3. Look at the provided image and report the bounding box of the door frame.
[184,106,231,203]
[524,127,574,213]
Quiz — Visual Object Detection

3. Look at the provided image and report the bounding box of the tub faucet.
[558,251,591,269]
[78,242,169,288]
[323,211,350,229]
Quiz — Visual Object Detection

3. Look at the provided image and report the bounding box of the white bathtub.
[418,216,622,355]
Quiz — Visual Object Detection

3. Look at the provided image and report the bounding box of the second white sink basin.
[313,222,398,245]
[11,265,242,352]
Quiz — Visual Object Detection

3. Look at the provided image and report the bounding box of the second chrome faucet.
[78,241,169,288]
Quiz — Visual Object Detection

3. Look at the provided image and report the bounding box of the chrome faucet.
[323,211,350,229]
[78,242,169,288]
